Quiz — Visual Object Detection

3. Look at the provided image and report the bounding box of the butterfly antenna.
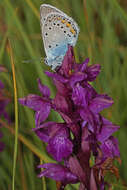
[22,57,44,64]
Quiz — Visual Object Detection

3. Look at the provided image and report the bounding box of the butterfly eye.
[49,45,51,48]
[49,27,52,30]
[64,31,66,33]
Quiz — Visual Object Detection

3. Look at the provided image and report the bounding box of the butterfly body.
[40,4,79,70]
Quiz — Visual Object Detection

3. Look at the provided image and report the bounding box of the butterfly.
[40,4,79,70]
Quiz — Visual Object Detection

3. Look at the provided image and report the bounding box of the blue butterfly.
[40,4,79,70]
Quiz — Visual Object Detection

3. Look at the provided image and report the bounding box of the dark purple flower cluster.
[0,66,10,152]
[19,47,120,190]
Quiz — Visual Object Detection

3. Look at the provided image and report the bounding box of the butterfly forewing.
[40,4,65,27]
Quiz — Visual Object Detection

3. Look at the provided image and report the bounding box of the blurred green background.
[0,0,127,189]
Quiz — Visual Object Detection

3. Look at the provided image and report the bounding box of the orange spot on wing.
[66,23,71,27]
[70,28,76,34]
[61,20,66,23]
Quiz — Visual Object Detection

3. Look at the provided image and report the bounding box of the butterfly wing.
[40,5,79,70]
[42,12,79,53]
[40,4,65,27]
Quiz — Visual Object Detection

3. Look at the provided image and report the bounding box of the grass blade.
[7,39,19,190]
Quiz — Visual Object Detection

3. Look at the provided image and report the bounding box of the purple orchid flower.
[38,163,78,185]
[19,46,120,190]
[19,79,51,127]
[33,122,73,161]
